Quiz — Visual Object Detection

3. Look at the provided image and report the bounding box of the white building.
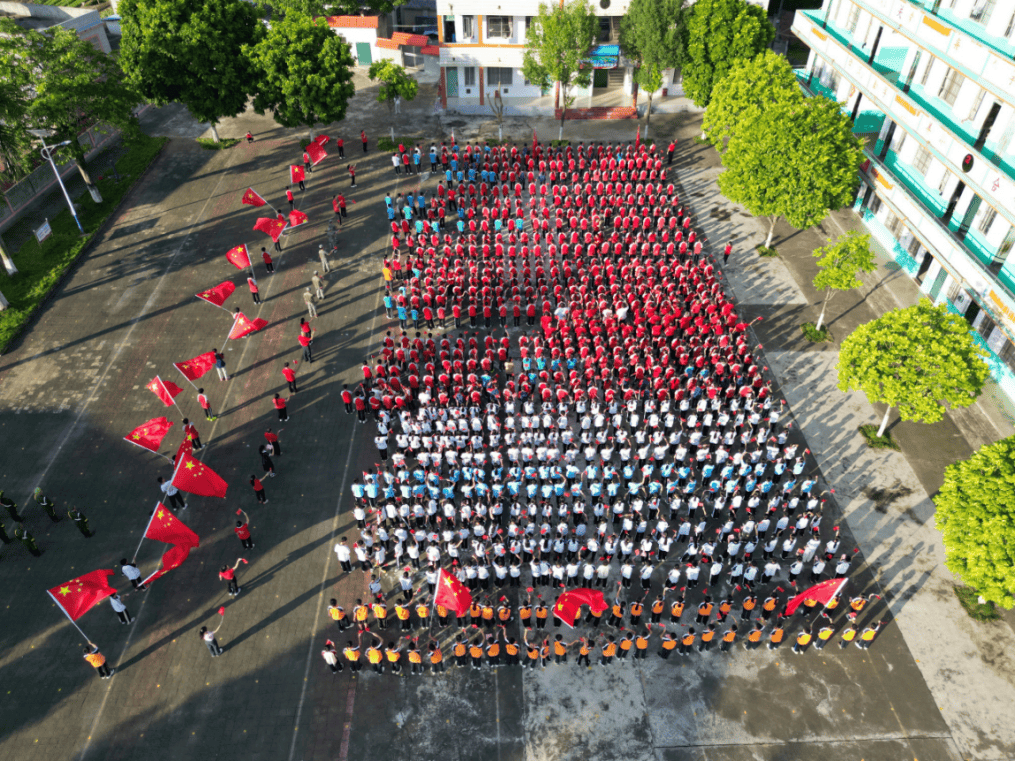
[792,0,1015,404]
[0,1,111,53]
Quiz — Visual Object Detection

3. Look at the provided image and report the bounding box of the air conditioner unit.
[465,88,472,94]
[502,88,509,94]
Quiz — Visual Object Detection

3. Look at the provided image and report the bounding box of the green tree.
[934,435,1015,609]
[368,61,419,140]
[811,231,876,331]
[523,0,599,140]
[837,298,990,438]
[0,55,32,183]
[682,0,774,107]
[120,0,263,142]
[0,20,142,199]
[266,0,404,15]
[702,50,803,152]
[718,98,863,248]
[247,12,356,141]
[619,0,688,133]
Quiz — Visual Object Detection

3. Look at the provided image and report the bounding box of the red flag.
[124,416,173,452]
[532,128,537,156]
[552,588,608,627]
[48,569,117,621]
[253,217,287,242]
[240,187,267,207]
[225,244,251,270]
[147,376,183,407]
[290,165,305,184]
[145,504,200,548]
[314,134,330,146]
[171,451,228,498]
[176,436,194,463]
[229,312,268,340]
[434,569,473,615]
[174,351,216,382]
[635,125,641,150]
[196,281,236,307]
[784,578,848,616]
[288,209,308,228]
[143,544,193,584]
[306,141,327,165]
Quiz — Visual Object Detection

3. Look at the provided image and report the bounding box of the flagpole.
[133,502,161,562]
[221,313,239,353]
[168,447,187,490]
[122,436,173,463]
[822,577,850,613]
[47,591,93,643]
[196,294,232,313]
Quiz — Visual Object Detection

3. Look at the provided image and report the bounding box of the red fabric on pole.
[288,209,309,228]
[314,134,330,146]
[229,312,268,339]
[240,188,267,207]
[146,376,183,406]
[290,165,305,184]
[145,504,200,548]
[47,569,117,621]
[433,570,473,614]
[306,141,327,165]
[635,126,641,150]
[124,417,173,452]
[784,578,847,616]
[144,544,193,584]
[552,588,608,626]
[174,351,216,381]
[172,451,228,498]
[225,244,251,269]
[196,281,236,307]
[253,217,287,242]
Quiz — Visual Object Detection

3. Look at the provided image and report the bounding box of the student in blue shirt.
[396,305,407,328]
[413,152,421,172]
[387,205,396,221]
[383,293,394,317]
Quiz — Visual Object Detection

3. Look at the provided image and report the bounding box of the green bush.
[197,137,242,150]
[954,585,1001,621]
[0,135,167,352]
[756,245,779,257]
[857,424,900,451]
[801,322,831,342]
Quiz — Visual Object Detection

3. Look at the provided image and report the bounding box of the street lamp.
[28,129,84,234]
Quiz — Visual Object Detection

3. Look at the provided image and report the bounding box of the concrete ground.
[0,78,1011,761]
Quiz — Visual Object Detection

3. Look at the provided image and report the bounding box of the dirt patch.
[863,482,915,513]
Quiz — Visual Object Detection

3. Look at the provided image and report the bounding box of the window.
[920,58,934,87]
[463,66,475,87]
[912,145,933,176]
[970,0,996,23]
[487,16,512,39]
[1006,11,1015,36]
[938,170,951,195]
[886,212,904,237]
[487,67,513,86]
[966,88,985,121]
[938,67,963,106]
[672,68,682,85]
[525,16,534,37]
[977,206,997,235]
[846,4,861,33]
[462,15,475,39]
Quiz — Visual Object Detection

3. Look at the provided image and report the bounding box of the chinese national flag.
[174,351,216,381]
[290,165,305,184]
[147,376,183,407]
[532,129,537,156]
[144,544,193,584]
[125,416,173,452]
[306,141,327,165]
[172,451,228,498]
[635,125,641,150]
[176,436,193,463]
[229,312,268,340]
[146,504,200,548]
[225,244,251,270]
[241,187,267,207]
[552,588,608,628]
[314,134,330,146]
[784,578,848,616]
[434,569,473,615]
[197,281,236,307]
[253,217,287,242]
[288,209,308,228]
[48,569,117,621]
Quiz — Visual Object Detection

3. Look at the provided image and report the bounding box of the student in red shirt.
[261,247,274,274]
[282,362,298,393]
[249,476,267,504]
[197,388,216,421]
[272,393,289,422]
[219,559,244,596]
[182,417,203,451]
[298,332,313,363]
[341,384,354,413]
[264,428,281,456]
[337,137,344,158]
[234,509,254,547]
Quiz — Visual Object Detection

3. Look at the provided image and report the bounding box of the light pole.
[28,129,83,235]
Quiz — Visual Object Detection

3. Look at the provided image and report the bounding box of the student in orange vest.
[847,593,880,622]
[740,594,758,621]
[353,599,369,632]
[629,597,645,627]
[519,597,533,629]
[415,598,430,628]
[793,625,813,654]
[599,635,618,666]
[343,633,363,672]
[634,628,650,659]
[650,595,665,624]
[534,600,549,629]
[839,623,859,648]
[428,640,445,673]
[372,600,388,630]
[767,617,786,650]
[523,630,540,669]
[720,623,738,652]
[552,634,570,664]
[453,633,469,668]
[395,601,411,631]
[857,620,885,650]
[366,632,385,673]
[486,631,502,668]
[744,622,764,650]
[436,603,450,628]
[670,593,685,624]
[696,596,713,624]
[678,628,696,656]
[83,642,113,678]
[698,623,717,652]
[617,631,635,661]
[576,636,592,667]
[481,602,496,629]
[820,593,842,622]
[328,599,348,631]
[716,596,733,623]
[659,630,678,658]
[815,623,835,649]
[386,639,403,674]
[539,637,551,667]
[469,600,483,628]
[497,600,512,625]
[407,641,424,674]
[469,638,484,670]
[504,635,521,666]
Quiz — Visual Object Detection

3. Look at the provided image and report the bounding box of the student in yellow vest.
[343,633,363,672]
[366,632,385,673]
[793,625,813,654]
[353,599,369,632]
[386,639,404,674]
[372,600,388,630]
[768,618,786,650]
[505,635,521,666]
[618,630,635,660]
[740,594,757,621]
[481,603,496,629]
[328,599,349,631]
[857,620,885,650]
[453,632,469,667]
[577,636,592,667]
[469,638,484,670]
[553,633,571,664]
[428,640,445,673]
[720,623,738,652]
[395,602,411,631]
[407,641,424,674]
[744,622,764,650]
[698,623,717,652]
[486,631,502,667]
[696,596,713,625]
[83,642,113,679]
[678,628,696,656]
[670,595,685,624]
[821,593,841,621]
[415,599,430,627]
[520,596,533,628]
[634,628,650,659]
[535,601,549,629]
[659,630,678,658]
[761,595,778,622]
[838,623,859,648]
[815,624,835,649]
[469,601,483,627]
[497,602,512,625]
[600,635,618,666]
[650,595,665,624]
[436,603,450,627]
[523,630,540,668]
[629,598,645,627]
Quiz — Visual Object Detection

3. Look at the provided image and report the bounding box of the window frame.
[938,67,963,106]
[462,15,475,39]
[487,15,513,39]
[463,66,476,87]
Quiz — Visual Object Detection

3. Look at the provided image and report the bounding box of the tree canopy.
[837,298,990,436]
[523,0,599,139]
[368,61,419,108]
[0,35,32,182]
[717,97,863,247]
[265,0,404,14]
[935,435,1015,609]
[620,0,688,72]
[812,231,876,330]
[120,0,262,140]
[702,50,803,152]
[246,12,356,138]
[682,0,774,107]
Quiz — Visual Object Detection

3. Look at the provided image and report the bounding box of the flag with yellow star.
[171,451,228,498]
[47,569,117,621]
[225,244,251,270]
[146,376,183,407]
[196,281,237,308]
[144,544,194,585]
[123,416,173,452]
[173,351,216,382]
[145,504,199,548]
[433,569,473,615]
[229,312,268,340]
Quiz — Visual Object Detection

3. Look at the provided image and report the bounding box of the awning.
[586,44,620,69]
